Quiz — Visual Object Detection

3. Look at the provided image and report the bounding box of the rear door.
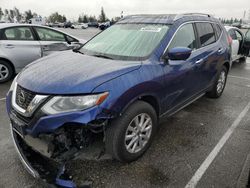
[0,26,41,70]
[242,29,250,57]
[193,22,222,91]
[33,26,79,56]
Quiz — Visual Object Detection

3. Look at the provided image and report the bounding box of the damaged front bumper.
[11,123,93,188]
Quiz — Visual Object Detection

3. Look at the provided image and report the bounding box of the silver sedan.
[0,23,86,82]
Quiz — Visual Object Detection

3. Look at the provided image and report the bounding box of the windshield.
[80,24,170,60]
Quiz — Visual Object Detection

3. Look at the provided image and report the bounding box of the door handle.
[195,59,204,64]
[5,44,15,49]
[218,48,223,53]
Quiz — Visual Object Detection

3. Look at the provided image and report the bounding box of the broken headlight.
[42,92,109,114]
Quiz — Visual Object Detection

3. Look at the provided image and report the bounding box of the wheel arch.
[0,57,16,74]
[223,61,230,72]
[120,94,161,118]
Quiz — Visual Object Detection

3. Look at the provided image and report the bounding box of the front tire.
[105,101,157,162]
[0,60,14,83]
[206,65,228,98]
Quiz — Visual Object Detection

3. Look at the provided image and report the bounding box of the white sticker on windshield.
[140,27,162,32]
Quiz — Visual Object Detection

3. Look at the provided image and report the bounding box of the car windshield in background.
[80,24,170,60]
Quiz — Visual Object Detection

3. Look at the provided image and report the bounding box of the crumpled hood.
[17,51,141,94]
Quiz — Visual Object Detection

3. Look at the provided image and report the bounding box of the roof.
[0,23,46,29]
[117,13,219,25]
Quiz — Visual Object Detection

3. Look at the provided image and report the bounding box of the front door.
[242,29,250,57]
[161,23,200,111]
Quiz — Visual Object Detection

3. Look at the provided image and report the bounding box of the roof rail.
[174,13,212,21]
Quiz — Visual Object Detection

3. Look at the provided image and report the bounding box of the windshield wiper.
[92,54,113,60]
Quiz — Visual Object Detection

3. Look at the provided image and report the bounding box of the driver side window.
[168,23,197,50]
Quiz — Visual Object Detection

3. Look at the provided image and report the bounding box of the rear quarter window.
[213,24,222,39]
[196,22,216,47]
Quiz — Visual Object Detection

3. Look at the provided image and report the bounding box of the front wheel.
[105,101,158,162]
[206,65,228,98]
[0,60,14,83]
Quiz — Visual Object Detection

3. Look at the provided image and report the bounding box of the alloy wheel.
[124,113,152,153]
[0,64,9,81]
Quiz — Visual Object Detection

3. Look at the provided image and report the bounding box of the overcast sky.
[1,0,250,20]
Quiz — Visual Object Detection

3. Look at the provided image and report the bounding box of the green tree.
[89,15,97,22]
[83,15,88,23]
[48,12,66,23]
[14,7,21,22]
[99,7,106,22]
[24,10,34,22]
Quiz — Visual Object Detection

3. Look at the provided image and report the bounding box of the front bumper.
[11,124,77,188]
[11,126,40,179]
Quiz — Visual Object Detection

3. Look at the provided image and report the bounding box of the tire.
[239,56,247,62]
[0,60,14,83]
[105,101,158,162]
[206,65,228,98]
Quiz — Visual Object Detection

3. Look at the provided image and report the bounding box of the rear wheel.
[206,65,228,98]
[0,60,14,83]
[105,101,157,162]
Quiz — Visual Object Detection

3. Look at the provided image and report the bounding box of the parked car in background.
[88,22,99,28]
[6,13,240,187]
[225,26,250,62]
[0,23,86,82]
[73,23,88,29]
[99,21,110,30]
[63,21,72,28]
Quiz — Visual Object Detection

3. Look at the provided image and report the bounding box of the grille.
[15,85,35,110]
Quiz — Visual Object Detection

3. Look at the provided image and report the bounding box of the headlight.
[42,92,109,114]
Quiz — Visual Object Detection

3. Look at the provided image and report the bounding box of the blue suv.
[6,14,231,187]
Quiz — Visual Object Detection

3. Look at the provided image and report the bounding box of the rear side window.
[3,27,34,40]
[168,23,197,50]
[35,27,65,41]
[196,23,216,47]
[214,24,222,38]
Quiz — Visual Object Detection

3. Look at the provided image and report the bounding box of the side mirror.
[167,47,192,61]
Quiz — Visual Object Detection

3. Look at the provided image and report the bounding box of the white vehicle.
[72,23,88,29]
[0,23,86,82]
[29,17,46,25]
[225,26,249,62]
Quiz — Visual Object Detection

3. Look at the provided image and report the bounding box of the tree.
[14,7,21,22]
[48,12,66,23]
[0,8,3,20]
[89,15,97,22]
[99,7,106,22]
[24,10,34,22]
[83,15,88,23]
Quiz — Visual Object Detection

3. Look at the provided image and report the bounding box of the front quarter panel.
[93,61,165,116]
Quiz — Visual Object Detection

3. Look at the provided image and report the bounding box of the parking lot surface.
[0,28,250,188]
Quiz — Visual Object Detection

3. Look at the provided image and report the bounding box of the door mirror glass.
[168,47,192,61]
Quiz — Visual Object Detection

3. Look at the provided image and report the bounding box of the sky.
[1,0,250,21]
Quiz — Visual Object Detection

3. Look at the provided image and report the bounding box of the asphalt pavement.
[0,28,250,188]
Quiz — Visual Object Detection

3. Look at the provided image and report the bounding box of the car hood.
[17,51,141,94]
